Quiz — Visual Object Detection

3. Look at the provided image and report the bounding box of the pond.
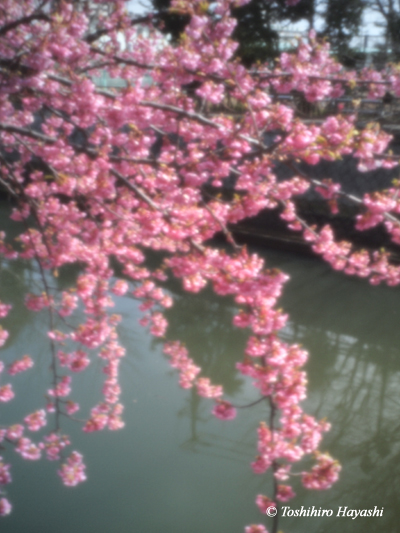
[0,211,399,533]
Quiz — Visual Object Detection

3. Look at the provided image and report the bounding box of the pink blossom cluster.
[0,303,11,319]
[5,425,24,440]
[24,410,46,432]
[269,35,344,102]
[256,494,276,514]
[8,355,34,376]
[0,458,11,486]
[245,526,268,533]
[0,498,11,517]
[0,377,14,402]
[15,438,41,461]
[57,350,90,373]
[58,451,87,487]
[301,453,341,489]
[212,400,237,420]
[0,328,8,349]
[196,378,223,399]
[48,376,72,398]
[83,402,124,432]
[25,293,53,312]
[163,341,201,389]
[41,433,71,461]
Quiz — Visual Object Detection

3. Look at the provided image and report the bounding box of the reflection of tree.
[157,282,246,396]
[0,259,38,348]
[156,248,400,532]
[177,388,263,471]
[279,309,400,531]
[151,278,268,465]
[263,246,400,336]
[0,198,84,347]
[4,210,400,533]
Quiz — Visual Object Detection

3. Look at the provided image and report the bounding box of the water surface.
[0,212,398,532]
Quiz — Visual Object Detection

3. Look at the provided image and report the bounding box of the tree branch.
[110,168,205,253]
[140,101,222,129]
[47,73,116,100]
[0,11,50,37]
[0,123,57,143]
[85,14,153,44]
[90,46,156,70]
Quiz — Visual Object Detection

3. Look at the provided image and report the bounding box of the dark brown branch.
[0,156,20,198]
[230,396,267,409]
[140,101,221,129]
[110,168,204,253]
[287,161,400,225]
[47,73,116,99]
[202,201,241,250]
[110,169,161,211]
[109,155,158,166]
[90,46,156,70]
[0,122,56,143]
[78,61,116,74]
[0,11,50,37]
[252,70,392,86]
[85,14,153,44]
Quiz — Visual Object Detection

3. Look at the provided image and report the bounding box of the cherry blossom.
[212,400,237,420]
[0,459,11,486]
[0,0,399,529]
[15,438,41,461]
[0,498,12,517]
[0,303,11,319]
[6,425,24,441]
[302,453,341,490]
[58,452,87,487]
[256,494,276,514]
[8,356,34,376]
[245,526,268,533]
[42,434,71,461]
[276,484,296,502]
[0,385,14,403]
[24,410,47,432]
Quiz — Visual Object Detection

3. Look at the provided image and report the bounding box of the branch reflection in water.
[0,240,399,533]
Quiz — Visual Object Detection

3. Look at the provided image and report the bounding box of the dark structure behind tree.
[151,0,190,42]
[149,0,367,66]
[321,0,364,67]
[230,0,317,66]
[367,0,400,60]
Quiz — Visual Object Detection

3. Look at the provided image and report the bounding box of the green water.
[0,221,398,532]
